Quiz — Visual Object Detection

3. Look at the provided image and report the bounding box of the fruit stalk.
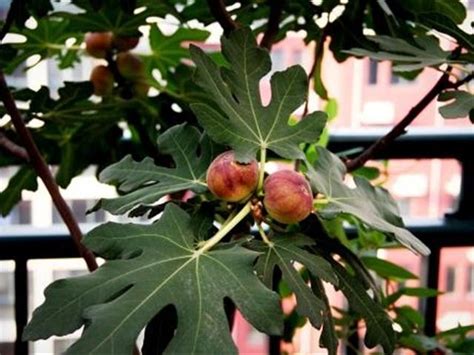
[196,201,252,254]
[258,147,266,193]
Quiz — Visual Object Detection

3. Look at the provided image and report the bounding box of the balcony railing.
[1,128,474,354]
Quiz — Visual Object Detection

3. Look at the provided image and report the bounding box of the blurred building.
[1,1,474,353]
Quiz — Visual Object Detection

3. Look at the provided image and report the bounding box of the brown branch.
[259,1,284,50]
[206,0,239,36]
[0,70,98,272]
[345,70,453,172]
[0,131,28,160]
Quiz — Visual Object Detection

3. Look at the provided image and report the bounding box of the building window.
[445,266,456,292]
[0,201,31,226]
[368,59,378,85]
[52,199,105,224]
[467,265,474,294]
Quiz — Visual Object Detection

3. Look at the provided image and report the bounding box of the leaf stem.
[258,224,273,247]
[258,147,266,193]
[196,201,252,254]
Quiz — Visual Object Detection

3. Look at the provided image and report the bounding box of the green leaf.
[144,25,209,79]
[361,256,418,280]
[0,166,38,216]
[60,0,172,37]
[438,90,474,123]
[345,35,455,72]
[23,204,283,354]
[329,259,396,353]
[311,275,338,355]
[5,18,81,73]
[306,147,430,255]
[251,234,337,329]
[398,334,440,352]
[351,166,381,181]
[190,28,327,162]
[97,124,214,215]
[395,305,425,330]
[384,287,442,306]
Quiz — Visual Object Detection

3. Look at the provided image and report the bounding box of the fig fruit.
[263,170,313,224]
[116,52,144,80]
[206,151,258,202]
[90,65,114,96]
[85,32,113,58]
[113,35,139,52]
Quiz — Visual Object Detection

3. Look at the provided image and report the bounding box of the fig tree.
[206,151,258,202]
[263,170,313,224]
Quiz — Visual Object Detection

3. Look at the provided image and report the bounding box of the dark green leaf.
[306,147,430,255]
[144,25,209,79]
[351,166,381,181]
[190,28,327,162]
[346,35,455,72]
[0,166,38,216]
[311,275,338,355]
[398,334,440,352]
[97,124,214,215]
[361,256,418,280]
[384,287,441,306]
[395,305,425,330]
[329,259,395,353]
[438,90,474,122]
[251,234,337,329]
[24,204,283,353]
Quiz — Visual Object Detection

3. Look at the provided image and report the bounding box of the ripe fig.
[85,32,113,58]
[90,65,114,96]
[263,170,313,224]
[113,35,139,52]
[116,52,144,80]
[206,151,258,202]
[132,78,150,97]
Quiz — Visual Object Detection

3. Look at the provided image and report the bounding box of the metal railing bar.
[14,258,28,355]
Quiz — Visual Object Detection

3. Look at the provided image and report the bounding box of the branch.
[0,0,21,42]
[303,33,327,117]
[0,131,28,160]
[447,72,473,89]
[0,70,98,272]
[345,69,454,172]
[259,1,284,50]
[206,0,239,36]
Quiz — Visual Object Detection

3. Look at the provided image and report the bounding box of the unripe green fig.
[85,32,113,58]
[263,170,313,224]
[206,151,258,202]
[113,35,139,52]
[116,52,144,80]
[90,65,114,96]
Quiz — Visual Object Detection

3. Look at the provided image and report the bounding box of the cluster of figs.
[85,32,149,97]
[207,151,313,224]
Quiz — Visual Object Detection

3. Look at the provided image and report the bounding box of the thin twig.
[0,131,28,160]
[259,1,284,50]
[345,69,458,172]
[0,70,98,272]
[206,0,239,36]
[0,0,21,42]
[303,33,327,117]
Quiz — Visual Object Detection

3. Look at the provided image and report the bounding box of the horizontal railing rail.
[1,128,474,354]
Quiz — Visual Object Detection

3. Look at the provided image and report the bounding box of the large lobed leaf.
[346,35,457,72]
[306,147,430,255]
[438,90,474,123]
[251,234,337,330]
[190,28,327,162]
[96,123,214,215]
[23,203,283,354]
